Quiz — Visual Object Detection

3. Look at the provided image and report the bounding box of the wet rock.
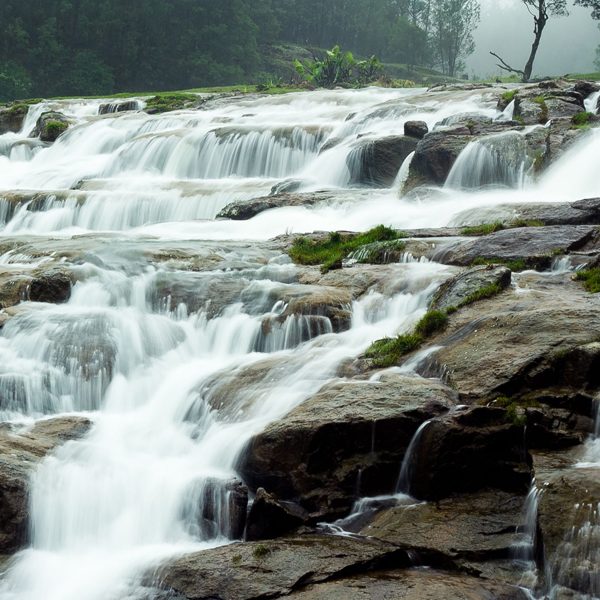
[238,374,455,519]
[537,467,600,597]
[348,135,417,187]
[431,273,600,404]
[288,569,530,600]
[31,111,70,142]
[245,488,309,541]
[435,225,598,269]
[404,407,532,500]
[0,267,74,309]
[28,269,74,304]
[404,120,428,139]
[98,100,140,115]
[404,127,472,190]
[151,534,415,600]
[0,104,28,134]
[430,265,511,311]
[360,490,527,564]
[217,191,328,220]
[453,197,600,228]
[0,417,92,553]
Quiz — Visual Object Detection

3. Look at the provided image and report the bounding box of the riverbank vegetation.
[0,0,481,101]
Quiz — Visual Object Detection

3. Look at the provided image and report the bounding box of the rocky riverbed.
[0,80,598,599]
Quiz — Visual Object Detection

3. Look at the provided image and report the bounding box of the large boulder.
[435,225,598,270]
[217,191,331,221]
[401,407,532,500]
[0,417,92,553]
[347,135,417,187]
[0,104,28,134]
[404,126,472,190]
[238,374,455,519]
[31,111,70,142]
[149,533,528,600]
[404,120,429,139]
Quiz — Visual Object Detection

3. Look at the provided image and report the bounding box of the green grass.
[565,72,600,81]
[364,310,448,368]
[533,95,549,123]
[364,333,424,368]
[414,310,448,337]
[289,225,401,273]
[44,120,68,137]
[575,268,600,293]
[461,222,505,236]
[458,282,503,308]
[461,220,544,237]
[501,90,518,104]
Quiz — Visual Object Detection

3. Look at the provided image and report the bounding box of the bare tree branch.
[489,51,526,77]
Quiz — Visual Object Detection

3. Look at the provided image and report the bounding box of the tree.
[430,0,480,77]
[491,0,600,82]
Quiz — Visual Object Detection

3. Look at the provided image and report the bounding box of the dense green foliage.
[289,225,400,273]
[294,46,383,88]
[0,0,477,101]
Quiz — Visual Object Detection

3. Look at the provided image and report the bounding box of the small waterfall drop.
[445,130,532,190]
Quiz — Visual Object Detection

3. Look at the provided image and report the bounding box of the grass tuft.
[415,310,448,337]
[575,268,600,293]
[364,333,424,368]
[289,225,401,273]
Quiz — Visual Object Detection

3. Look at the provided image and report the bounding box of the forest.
[0,0,479,100]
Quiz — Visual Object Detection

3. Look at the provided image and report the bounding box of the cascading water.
[1,85,600,600]
[445,130,533,190]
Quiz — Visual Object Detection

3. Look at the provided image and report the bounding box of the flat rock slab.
[289,569,530,600]
[152,534,415,600]
[360,491,525,562]
[435,225,598,269]
[454,198,600,228]
[432,273,600,401]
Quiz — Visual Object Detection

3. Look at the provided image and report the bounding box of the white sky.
[467,0,598,77]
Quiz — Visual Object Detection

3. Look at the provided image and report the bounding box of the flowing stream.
[0,87,600,599]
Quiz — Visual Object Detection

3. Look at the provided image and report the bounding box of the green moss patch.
[572,111,594,129]
[145,93,198,113]
[289,225,401,273]
[501,90,517,104]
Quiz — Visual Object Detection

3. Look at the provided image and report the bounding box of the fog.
[467,0,598,78]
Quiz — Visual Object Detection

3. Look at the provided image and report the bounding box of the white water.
[1,86,600,600]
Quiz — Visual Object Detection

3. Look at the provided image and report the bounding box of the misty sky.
[467,0,598,77]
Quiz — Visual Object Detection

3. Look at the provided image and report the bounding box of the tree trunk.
[522,2,548,82]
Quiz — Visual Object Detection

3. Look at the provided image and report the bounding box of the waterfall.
[584,91,600,115]
[445,130,532,190]
[1,85,600,600]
